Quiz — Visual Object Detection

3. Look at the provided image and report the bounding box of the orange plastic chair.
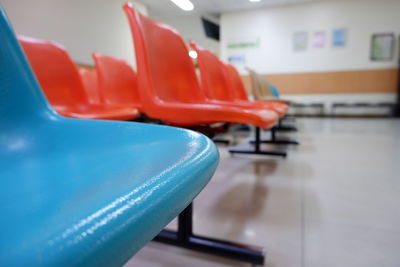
[123,4,278,130]
[224,63,289,115]
[190,42,288,118]
[226,64,250,101]
[226,64,298,132]
[122,3,287,265]
[19,36,139,120]
[92,52,142,111]
[224,63,299,145]
[79,67,102,104]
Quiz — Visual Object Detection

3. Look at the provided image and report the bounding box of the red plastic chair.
[224,63,289,116]
[225,64,249,101]
[123,3,287,265]
[224,63,299,145]
[226,64,298,132]
[123,3,278,130]
[19,36,139,120]
[190,42,288,118]
[92,52,142,111]
[79,67,102,104]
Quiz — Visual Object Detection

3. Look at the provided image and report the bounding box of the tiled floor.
[124,118,400,267]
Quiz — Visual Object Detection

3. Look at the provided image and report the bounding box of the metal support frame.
[212,138,231,145]
[229,127,287,157]
[250,124,299,146]
[273,119,297,132]
[235,124,252,132]
[153,203,265,265]
[281,116,296,123]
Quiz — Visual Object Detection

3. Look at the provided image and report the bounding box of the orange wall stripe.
[242,68,398,95]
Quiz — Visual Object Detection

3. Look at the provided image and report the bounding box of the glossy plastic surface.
[190,42,287,117]
[123,3,278,129]
[225,64,249,102]
[93,53,142,111]
[79,67,102,104]
[191,44,234,102]
[0,7,219,266]
[19,36,139,120]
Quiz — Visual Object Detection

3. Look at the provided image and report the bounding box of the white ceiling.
[145,0,323,19]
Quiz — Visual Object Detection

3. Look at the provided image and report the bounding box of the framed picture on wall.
[312,31,326,48]
[370,33,395,61]
[228,55,246,64]
[293,31,308,51]
[332,28,347,48]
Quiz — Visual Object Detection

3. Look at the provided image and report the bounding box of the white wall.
[149,13,220,56]
[0,0,220,66]
[220,0,400,109]
[0,0,147,67]
[221,0,400,74]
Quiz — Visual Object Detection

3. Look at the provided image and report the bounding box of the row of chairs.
[19,35,285,126]
[1,2,298,266]
[19,36,141,120]
[19,4,298,158]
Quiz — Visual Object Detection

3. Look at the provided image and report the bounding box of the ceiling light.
[170,0,194,11]
[249,0,262,2]
[189,50,198,59]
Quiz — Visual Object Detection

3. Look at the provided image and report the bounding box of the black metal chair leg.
[235,124,251,131]
[250,127,299,146]
[273,119,298,132]
[229,127,287,157]
[153,203,265,265]
[281,116,296,122]
[274,125,298,132]
[212,138,231,145]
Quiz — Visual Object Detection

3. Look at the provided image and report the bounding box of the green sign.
[227,39,260,49]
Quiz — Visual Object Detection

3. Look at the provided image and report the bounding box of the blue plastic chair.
[270,84,280,98]
[0,6,219,266]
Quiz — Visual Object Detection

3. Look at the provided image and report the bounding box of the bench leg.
[273,119,297,132]
[153,203,265,265]
[281,116,296,123]
[212,138,231,145]
[235,124,252,131]
[230,127,287,157]
[250,127,299,146]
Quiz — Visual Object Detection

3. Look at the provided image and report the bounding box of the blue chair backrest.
[0,6,55,125]
[270,84,280,98]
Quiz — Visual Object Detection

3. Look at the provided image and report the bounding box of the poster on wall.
[228,55,246,64]
[332,28,347,48]
[370,33,395,61]
[293,32,308,51]
[312,31,326,48]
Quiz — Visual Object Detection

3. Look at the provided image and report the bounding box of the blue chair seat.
[0,6,218,267]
